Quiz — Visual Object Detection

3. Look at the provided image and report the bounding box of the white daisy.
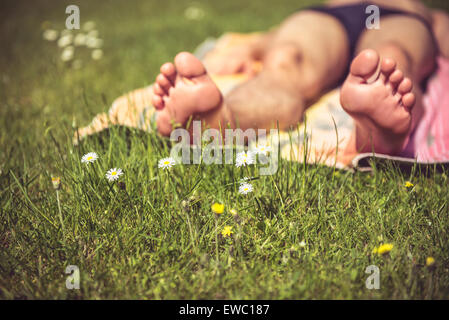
[60,29,72,36]
[61,46,74,62]
[91,49,103,60]
[57,34,73,47]
[238,182,253,195]
[158,157,176,169]
[83,21,96,31]
[43,29,58,41]
[81,152,98,164]
[252,144,272,156]
[299,240,306,248]
[184,6,205,20]
[235,151,255,167]
[87,30,99,38]
[106,168,123,181]
[239,177,250,184]
[73,33,87,46]
[86,37,103,49]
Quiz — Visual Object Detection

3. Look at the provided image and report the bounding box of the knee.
[432,9,449,30]
[377,42,412,72]
[431,10,449,57]
[263,43,303,70]
[379,41,436,79]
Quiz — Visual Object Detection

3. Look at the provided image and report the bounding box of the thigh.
[356,16,437,80]
[272,10,350,87]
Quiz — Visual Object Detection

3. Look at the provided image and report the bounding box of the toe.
[398,77,413,94]
[348,49,380,83]
[152,94,164,110]
[386,69,404,93]
[380,58,396,82]
[402,92,416,109]
[160,63,176,82]
[156,73,173,91]
[381,58,396,74]
[153,83,166,96]
[388,69,404,86]
[174,52,207,78]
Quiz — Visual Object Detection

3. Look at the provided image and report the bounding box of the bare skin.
[340,49,415,155]
[204,0,449,74]
[152,0,448,161]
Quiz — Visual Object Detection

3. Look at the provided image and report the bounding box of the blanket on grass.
[75,33,449,172]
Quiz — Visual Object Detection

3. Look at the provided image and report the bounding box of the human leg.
[431,9,449,59]
[153,11,350,135]
[340,16,437,155]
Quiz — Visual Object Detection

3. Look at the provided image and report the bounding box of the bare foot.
[152,52,223,136]
[340,49,416,155]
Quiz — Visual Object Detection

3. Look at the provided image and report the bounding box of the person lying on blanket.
[150,0,449,163]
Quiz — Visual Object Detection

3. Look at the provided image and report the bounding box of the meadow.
[1,0,449,299]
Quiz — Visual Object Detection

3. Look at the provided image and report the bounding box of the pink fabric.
[403,57,449,162]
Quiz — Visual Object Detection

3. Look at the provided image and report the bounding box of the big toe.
[349,49,380,83]
[174,52,207,78]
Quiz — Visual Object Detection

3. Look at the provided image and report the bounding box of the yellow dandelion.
[376,243,393,255]
[211,203,224,215]
[221,226,234,238]
[405,181,414,188]
[426,256,435,267]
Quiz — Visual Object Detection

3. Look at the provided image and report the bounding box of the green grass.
[1,0,449,299]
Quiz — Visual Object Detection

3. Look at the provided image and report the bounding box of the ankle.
[198,101,234,131]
